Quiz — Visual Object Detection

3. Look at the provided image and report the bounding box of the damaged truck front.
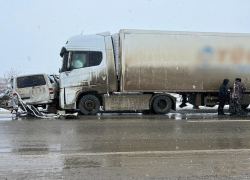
[59,29,250,115]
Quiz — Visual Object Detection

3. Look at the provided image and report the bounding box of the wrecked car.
[11,74,59,110]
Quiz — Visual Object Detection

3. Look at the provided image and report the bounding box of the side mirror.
[60,47,66,57]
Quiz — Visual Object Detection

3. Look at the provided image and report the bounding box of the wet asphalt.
[0,107,250,179]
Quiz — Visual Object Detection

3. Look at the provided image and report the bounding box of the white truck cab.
[59,32,117,112]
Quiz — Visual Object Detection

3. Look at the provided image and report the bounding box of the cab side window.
[69,51,102,70]
[89,51,102,67]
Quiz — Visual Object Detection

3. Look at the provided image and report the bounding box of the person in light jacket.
[228,78,246,116]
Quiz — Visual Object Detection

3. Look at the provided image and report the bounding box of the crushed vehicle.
[58,29,250,115]
[0,83,76,119]
[0,74,77,118]
[10,74,59,113]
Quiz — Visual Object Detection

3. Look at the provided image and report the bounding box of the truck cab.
[59,32,117,113]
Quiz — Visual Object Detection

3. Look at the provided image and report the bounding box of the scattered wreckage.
[0,74,77,118]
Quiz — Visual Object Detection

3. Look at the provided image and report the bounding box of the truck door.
[60,50,107,108]
[89,51,107,87]
[60,51,90,107]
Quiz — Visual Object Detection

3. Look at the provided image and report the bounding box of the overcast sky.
[0,0,250,77]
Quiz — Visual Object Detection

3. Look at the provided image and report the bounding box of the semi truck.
[59,29,250,115]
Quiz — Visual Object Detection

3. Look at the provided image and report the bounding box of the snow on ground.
[0,108,11,114]
[168,93,223,120]
[171,93,219,110]
[0,108,13,121]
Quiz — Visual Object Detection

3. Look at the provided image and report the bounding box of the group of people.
[218,78,246,116]
[179,78,246,116]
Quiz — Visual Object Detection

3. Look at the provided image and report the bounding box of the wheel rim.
[84,100,95,111]
[157,99,167,110]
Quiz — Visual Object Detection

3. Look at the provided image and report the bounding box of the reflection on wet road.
[0,109,250,179]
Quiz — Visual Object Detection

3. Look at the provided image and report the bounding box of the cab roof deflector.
[96,32,111,36]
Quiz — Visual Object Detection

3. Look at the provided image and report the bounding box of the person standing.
[229,78,246,116]
[218,79,229,115]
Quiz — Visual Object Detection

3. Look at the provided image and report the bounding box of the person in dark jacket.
[228,78,246,116]
[218,79,229,115]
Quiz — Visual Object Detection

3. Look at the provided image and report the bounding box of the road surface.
[0,107,250,179]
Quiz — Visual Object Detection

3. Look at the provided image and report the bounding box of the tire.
[152,96,172,114]
[79,95,100,115]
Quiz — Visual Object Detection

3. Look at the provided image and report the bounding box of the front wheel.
[152,96,172,114]
[79,95,100,115]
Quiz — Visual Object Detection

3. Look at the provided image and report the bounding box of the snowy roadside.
[0,108,11,114]
[171,93,219,110]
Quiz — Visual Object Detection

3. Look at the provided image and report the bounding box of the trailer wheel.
[152,96,172,114]
[79,95,100,115]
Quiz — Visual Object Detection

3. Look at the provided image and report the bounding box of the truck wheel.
[79,95,100,115]
[152,96,172,114]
